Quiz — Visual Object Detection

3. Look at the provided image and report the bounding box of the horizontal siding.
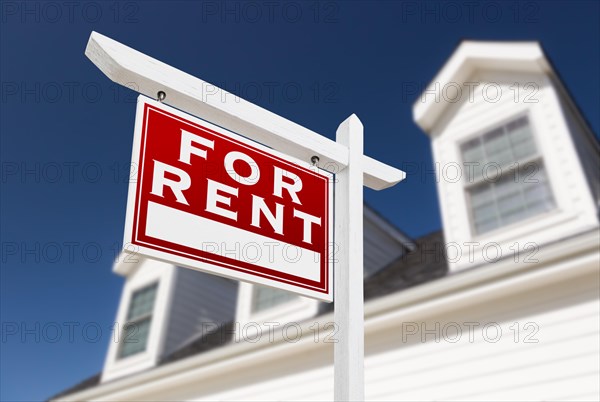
[182,266,599,401]
[163,268,238,357]
[364,218,405,277]
[366,300,599,400]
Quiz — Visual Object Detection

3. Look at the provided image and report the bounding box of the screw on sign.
[124,96,334,301]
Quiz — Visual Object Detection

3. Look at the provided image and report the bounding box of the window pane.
[461,138,485,181]
[118,283,158,359]
[469,184,501,234]
[512,139,537,161]
[475,217,500,234]
[127,283,158,320]
[507,124,530,145]
[507,116,537,161]
[482,127,506,153]
[462,116,539,180]
[483,128,513,168]
[119,318,152,358]
[473,204,498,227]
[506,116,528,133]
[506,116,528,139]
[494,174,521,199]
[523,179,555,215]
[461,138,484,163]
[469,184,494,207]
[497,191,525,217]
[252,285,297,313]
[468,163,555,234]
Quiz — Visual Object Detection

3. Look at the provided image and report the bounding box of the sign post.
[85,31,405,401]
[334,115,365,400]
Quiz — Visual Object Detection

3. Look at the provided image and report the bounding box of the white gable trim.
[413,41,552,133]
[113,250,142,277]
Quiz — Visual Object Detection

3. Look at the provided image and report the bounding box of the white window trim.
[459,112,558,239]
[117,282,159,360]
[235,282,319,337]
[101,259,177,383]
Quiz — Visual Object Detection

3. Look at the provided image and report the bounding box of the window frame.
[117,282,159,360]
[235,282,319,330]
[459,113,557,237]
[250,283,300,315]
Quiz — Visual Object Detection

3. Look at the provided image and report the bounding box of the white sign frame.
[124,96,335,302]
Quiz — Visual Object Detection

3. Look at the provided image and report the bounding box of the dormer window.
[118,282,158,359]
[461,116,556,235]
[251,285,297,313]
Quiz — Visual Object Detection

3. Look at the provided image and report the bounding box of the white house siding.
[429,70,599,272]
[163,268,238,357]
[364,271,599,401]
[363,216,407,277]
[190,264,597,401]
[83,238,597,402]
[60,237,599,401]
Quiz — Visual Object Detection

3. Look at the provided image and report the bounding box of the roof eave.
[112,251,142,276]
[412,41,552,134]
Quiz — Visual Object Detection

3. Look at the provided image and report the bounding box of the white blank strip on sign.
[145,202,321,282]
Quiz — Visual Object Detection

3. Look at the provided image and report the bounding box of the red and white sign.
[124,96,334,301]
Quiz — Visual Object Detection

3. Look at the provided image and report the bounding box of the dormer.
[413,41,599,272]
[101,255,237,382]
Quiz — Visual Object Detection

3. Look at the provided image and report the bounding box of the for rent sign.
[124,96,334,301]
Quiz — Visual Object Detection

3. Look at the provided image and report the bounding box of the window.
[118,283,158,359]
[251,285,297,313]
[461,116,556,235]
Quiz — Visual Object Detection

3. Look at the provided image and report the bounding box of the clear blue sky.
[1,1,598,401]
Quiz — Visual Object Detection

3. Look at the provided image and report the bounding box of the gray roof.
[48,374,101,401]
[365,230,447,299]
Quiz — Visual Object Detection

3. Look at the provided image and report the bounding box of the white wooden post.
[334,114,365,401]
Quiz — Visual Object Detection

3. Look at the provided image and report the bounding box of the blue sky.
[1,1,599,400]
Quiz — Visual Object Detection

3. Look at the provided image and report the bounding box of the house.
[51,41,599,401]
